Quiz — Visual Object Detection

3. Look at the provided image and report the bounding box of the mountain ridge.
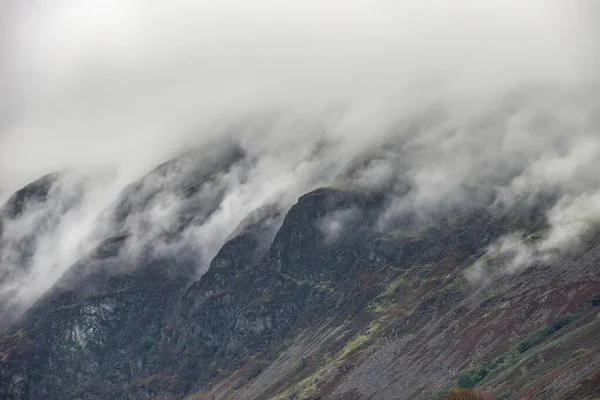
[1,157,600,399]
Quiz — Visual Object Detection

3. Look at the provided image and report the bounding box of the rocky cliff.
[1,153,600,400]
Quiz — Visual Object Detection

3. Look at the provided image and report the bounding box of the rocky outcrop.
[1,163,600,400]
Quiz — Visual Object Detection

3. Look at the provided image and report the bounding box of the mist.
[0,0,599,321]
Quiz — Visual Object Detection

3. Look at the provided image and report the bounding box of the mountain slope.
[1,162,600,400]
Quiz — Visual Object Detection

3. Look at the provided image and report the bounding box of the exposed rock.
[1,161,600,400]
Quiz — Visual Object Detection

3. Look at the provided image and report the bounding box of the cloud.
[1,0,594,194]
[0,0,598,318]
[0,168,123,322]
[318,207,362,244]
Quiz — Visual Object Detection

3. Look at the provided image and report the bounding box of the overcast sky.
[0,1,598,318]
[0,0,597,200]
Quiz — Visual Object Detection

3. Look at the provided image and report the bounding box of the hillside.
[1,1,599,399]
[1,155,600,400]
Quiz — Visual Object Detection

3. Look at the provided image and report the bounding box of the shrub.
[444,388,491,400]
[457,367,488,388]
[455,313,580,390]
[516,339,532,354]
[518,314,578,354]
[588,292,600,306]
[550,314,578,332]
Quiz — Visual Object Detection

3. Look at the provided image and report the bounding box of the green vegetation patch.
[368,299,392,313]
[380,277,408,297]
[516,314,579,354]
[338,322,380,359]
[455,313,580,389]
[1,329,26,340]
[274,322,383,400]
[54,303,80,312]
[571,348,587,359]
[587,292,600,306]
[288,276,335,293]
[456,366,489,388]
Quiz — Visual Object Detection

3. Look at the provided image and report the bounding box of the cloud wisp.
[0,1,599,320]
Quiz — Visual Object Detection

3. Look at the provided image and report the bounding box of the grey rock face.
[0,160,597,400]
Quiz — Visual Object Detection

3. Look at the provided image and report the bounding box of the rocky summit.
[1,150,599,400]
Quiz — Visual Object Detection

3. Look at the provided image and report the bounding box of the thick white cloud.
[0,0,594,197]
[0,0,598,317]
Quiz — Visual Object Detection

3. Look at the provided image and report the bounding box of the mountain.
[1,151,600,400]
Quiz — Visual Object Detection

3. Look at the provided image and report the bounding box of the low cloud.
[318,207,362,245]
[0,1,599,318]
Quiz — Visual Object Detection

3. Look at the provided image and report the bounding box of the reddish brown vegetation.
[443,388,491,400]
